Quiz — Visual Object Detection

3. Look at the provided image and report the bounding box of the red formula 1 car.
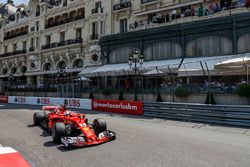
[33,105,116,147]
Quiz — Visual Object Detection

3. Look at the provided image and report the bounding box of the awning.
[78,66,101,76]
[73,76,91,81]
[214,55,250,69]
[143,68,165,76]
[80,59,182,77]
[178,54,250,76]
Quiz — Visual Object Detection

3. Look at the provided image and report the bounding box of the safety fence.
[144,102,250,127]
[2,95,250,127]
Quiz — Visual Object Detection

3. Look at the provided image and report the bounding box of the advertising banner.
[0,96,8,103]
[8,96,91,110]
[92,99,144,115]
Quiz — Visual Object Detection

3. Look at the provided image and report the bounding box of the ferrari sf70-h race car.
[33,105,116,147]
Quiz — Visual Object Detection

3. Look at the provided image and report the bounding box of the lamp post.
[128,50,144,101]
[57,69,67,97]
[8,74,15,96]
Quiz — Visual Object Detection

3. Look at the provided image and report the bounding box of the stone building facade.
[0,0,250,91]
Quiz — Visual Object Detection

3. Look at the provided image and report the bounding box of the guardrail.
[144,102,250,127]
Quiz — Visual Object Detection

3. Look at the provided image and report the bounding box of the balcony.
[141,0,159,4]
[113,2,132,11]
[91,8,104,14]
[90,34,99,40]
[45,15,84,29]
[0,50,26,58]
[4,31,28,40]
[41,38,82,50]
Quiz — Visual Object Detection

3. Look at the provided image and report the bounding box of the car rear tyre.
[52,122,65,143]
[33,112,45,125]
[93,118,107,134]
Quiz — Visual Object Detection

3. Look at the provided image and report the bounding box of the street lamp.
[128,50,144,101]
[57,69,67,97]
[8,74,15,95]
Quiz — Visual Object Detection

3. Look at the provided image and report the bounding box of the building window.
[36,5,40,16]
[36,37,39,48]
[46,35,51,45]
[23,41,27,50]
[95,1,102,8]
[36,21,39,31]
[91,22,98,39]
[60,32,65,42]
[63,0,67,6]
[120,19,128,33]
[76,28,82,39]
[100,21,104,35]
[13,43,17,52]
[30,38,34,48]
[4,46,7,54]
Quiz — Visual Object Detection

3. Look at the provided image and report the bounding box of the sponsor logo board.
[92,99,143,115]
[8,96,91,110]
[0,96,8,103]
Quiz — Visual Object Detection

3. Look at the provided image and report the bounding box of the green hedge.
[175,87,190,98]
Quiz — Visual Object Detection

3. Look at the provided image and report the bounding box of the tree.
[175,87,190,98]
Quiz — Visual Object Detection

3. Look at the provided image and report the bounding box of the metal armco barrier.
[144,102,250,127]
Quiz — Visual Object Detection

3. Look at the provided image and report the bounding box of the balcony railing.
[90,34,99,40]
[91,8,104,14]
[45,15,84,29]
[41,38,82,50]
[0,50,26,58]
[113,2,131,11]
[4,31,28,40]
[141,0,158,4]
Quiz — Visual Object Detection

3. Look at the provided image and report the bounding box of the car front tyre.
[52,122,66,143]
[33,112,45,125]
[93,118,107,135]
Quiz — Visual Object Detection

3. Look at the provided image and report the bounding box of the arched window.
[11,67,17,74]
[36,5,40,16]
[57,61,66,70]
[73,59,83,68]
[20,66,27,73]
[43,63,52,71]
[2,69,8,75]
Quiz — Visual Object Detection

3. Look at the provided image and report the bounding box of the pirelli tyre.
[33,112,45,125]
[93,118,107,135]
[52,122,66,143]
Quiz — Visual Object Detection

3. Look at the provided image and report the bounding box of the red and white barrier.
[0,147,31,167]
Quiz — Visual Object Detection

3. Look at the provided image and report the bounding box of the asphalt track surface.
[1,104,250,167]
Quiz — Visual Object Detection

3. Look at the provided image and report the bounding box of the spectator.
[204,8,210,15]
[134,21,138,28]
[246,0,250,7]
[165,13,170,22]
[198,5,204,16]
[171,9,177,20]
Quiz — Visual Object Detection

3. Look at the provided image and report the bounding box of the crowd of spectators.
[129,0,250,30]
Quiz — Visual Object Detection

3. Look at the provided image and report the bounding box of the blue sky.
[3,0,28,5]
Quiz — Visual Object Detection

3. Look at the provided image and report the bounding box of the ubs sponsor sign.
[92,99,144,115]
[8,96,91,110]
